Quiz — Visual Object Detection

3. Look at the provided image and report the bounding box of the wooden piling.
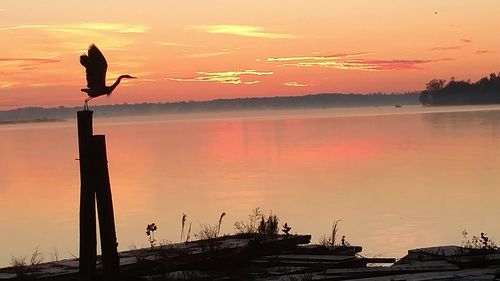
[90,135,120,280]
[77,110,97,281]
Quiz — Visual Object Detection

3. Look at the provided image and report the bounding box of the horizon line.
[1,91,421,112]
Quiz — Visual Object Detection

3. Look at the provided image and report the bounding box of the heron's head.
[122,75,137,79]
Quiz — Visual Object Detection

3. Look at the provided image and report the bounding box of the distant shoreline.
[0,92,420,122]
[0,117,65,125]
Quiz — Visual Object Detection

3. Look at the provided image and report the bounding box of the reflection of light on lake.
[366,218,440,257]
[1,105,500,266]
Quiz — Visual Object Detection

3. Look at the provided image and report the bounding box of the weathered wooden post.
[90,135,120,280]
[77,110,119,280]
[77,110,97,280]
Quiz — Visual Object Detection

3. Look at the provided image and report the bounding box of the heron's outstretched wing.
[80,44,108,89]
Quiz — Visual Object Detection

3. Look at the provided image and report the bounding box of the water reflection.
[1,106,500,266]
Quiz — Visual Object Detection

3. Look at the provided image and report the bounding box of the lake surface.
[1,105,500,266]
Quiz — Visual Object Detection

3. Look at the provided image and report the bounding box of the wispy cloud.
[0,24,50,31]
[186,48,238,58]
[0,57,59,63]
[187,51,231,58]
[192,24,295,39]
[157,41,195,47]
[168,70,273,85]
[0,81,19,89]
[429,39,472,51]
[50,22,144,33]
[268,53,442,71]
[429,45,463,51]
[267,52,373,62]
[351,59,433,71]
[284,82,308,87]
[30,82,53,87]
[0,57,60,71]
[0,22,148,53]
[0,23,148,33]
[475,50,492,55]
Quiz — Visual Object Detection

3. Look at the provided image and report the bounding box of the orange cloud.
[284,82,308,87]
[168,70,273,85]
[354,59,433,71]
[0,57,60,73]
[0,81,19,89]
[157,42,195,47]
[187,50,231,58]
[429,45,464,51]
[268,54,438,71]
[0,22,148,53]
[475,50,492,55]
[0,57,59,64]
[267,52,373,62]
[192,25,295,39]
[429,39,472,51]
[0,23,148,33]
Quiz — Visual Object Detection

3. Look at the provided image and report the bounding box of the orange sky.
[0,0,499,109]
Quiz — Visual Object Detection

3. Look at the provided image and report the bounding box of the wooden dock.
[1,235,499,280]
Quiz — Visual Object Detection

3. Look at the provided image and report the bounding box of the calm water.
[1,105,500,266]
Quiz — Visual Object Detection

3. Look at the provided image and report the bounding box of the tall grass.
[217,212,226,237]
[234,208,282,235]
[258,213,279,235]
[461,229,498,250]
[195,224,219,240]
[181,213,187,242]
[234,208,263,234]
[319,220,344,248]
[186,222,192,242]
[195,212,227,240]
[10,247,44,278]
[51,248,59,263]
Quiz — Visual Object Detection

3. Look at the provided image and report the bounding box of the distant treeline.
[419,73,500,105]
[0,92,419,122]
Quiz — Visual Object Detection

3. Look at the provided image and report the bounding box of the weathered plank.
[325,261,459,279]
[343,268,499,281]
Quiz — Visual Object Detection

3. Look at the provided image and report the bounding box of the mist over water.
[1,105,500,267]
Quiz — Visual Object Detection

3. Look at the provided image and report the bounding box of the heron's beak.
[130,76,138,79]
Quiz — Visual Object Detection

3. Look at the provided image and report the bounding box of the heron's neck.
[109,75,127,92]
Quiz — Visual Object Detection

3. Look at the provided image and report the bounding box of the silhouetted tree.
[419,72,500,105]
[426,79,446,92]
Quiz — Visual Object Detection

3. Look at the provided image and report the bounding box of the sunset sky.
[0,0,499,109]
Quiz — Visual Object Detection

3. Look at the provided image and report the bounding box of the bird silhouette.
[80,44,136,109]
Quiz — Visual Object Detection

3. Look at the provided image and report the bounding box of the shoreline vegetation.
[0,92,420,122]
[1,233,498,280]
[0,194,497,280]
[1,209,498,279]
[420,72,500,105]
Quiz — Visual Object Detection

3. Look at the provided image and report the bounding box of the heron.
[80,44,136,109]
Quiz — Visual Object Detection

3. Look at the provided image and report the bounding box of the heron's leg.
[84,97,92,110]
